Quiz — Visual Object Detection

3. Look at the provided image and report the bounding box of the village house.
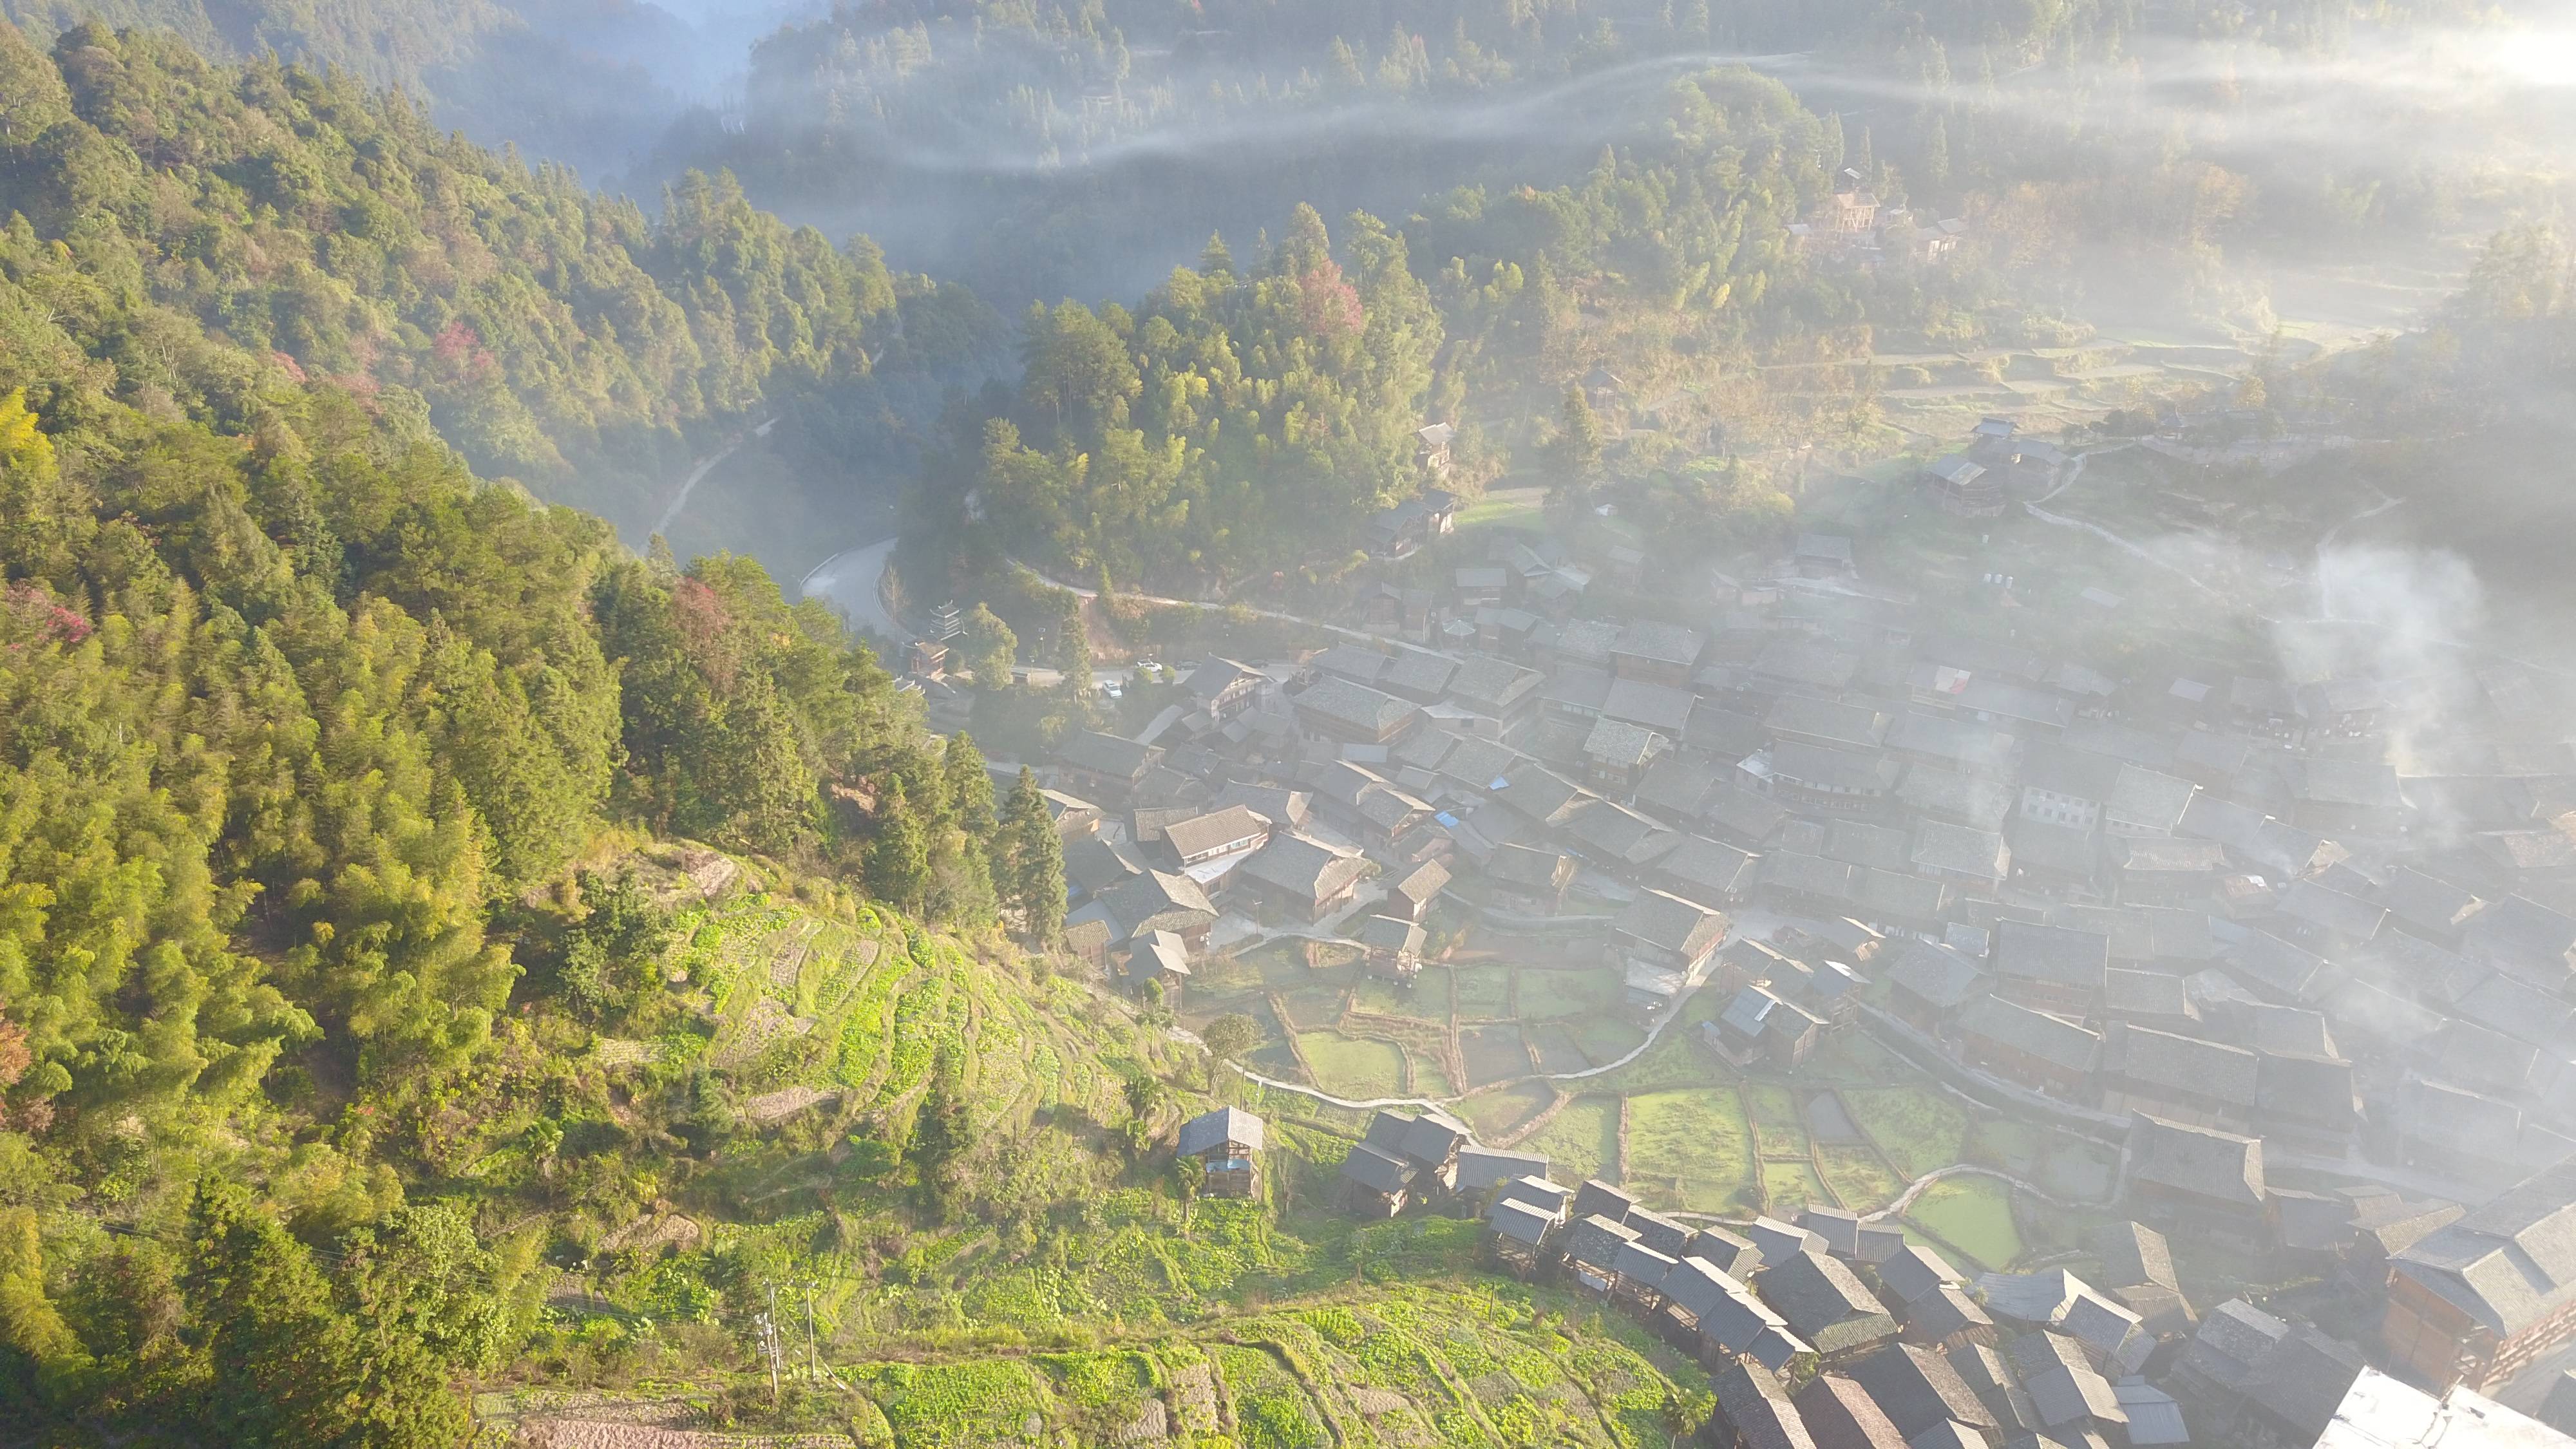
[1056,730,1164,806]
[2382,1157,2576,1390]
[1086,870,1220,951]
[1884,939,1989,1032]
[1175,1106,1265,1198]
[1233,833,1370,923]
[1759,741,1903,815]
[1793,1374,1906,1449]
[2119,1112,2269,1244]
[1292,676,1421,746]
[1956,996,2100,1098]
[1365,487,1459,559]
[1761,1251,1900,1362]
[1660,835,1761,907]
[1611,620,1707,685]
[1768,694,1893,754]
[2114,836,2227,904]
[1337,1109,1469,1217]
[1924,453,2002,516]
[1482,1176,1573,1273]
[2009,1331,2128,1441]
[1384,858,1448,921]
[1039,787,1104,841]
[1992,919,2110,1017]
[1706,985,1828,1069]
[1560,1211,1642,1293]
[1886,713,2019,781]
[1157,804,1271,871]
[1607,889,1729,1015]
[1582,716,1669,793]
[1707,1358,1815,1449]
[1798,1206,1908,1265]
[1121,930,1191,999]
[1849,1343,2000,1443]
[1483,842,1575,915]
[2101,1023,2259,1131]
[1911,819,2011,892]
[2101,763,2199,837]
[1357,913,1428,983]
[1445,653,1546,726]
[1184,658,1268,724]
[2018,743,2120,831]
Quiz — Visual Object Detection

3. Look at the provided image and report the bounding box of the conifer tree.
[999,768,1065,944]
[865,777,931,913]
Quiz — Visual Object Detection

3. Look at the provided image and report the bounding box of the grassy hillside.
[432,851,1701,1448]
[482,1281,1691,1448]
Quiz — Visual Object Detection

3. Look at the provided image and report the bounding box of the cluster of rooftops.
[1025,504,2576,1206]
[1471,1166,2570,1449]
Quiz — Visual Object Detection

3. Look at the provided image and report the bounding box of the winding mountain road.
[652,416,774,538]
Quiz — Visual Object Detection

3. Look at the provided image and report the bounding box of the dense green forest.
[0,23,1109,1441]
[0,21,1003,539]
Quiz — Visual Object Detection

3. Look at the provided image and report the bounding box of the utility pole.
[802,1279,820,1382]
[759,1284,782,1408]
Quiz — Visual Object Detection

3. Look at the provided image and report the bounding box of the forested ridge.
[0,21,1099,1443]
[0,21,1005,536]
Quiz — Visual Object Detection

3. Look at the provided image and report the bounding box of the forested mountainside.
[901,65,2034,593]
[0,0,506,85]
[656,0,2512,307]
[0,61,1680,1428]
[0,24,1110,1439]
[0,22,1003,537]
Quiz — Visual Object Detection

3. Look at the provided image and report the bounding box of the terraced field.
[671,873,1186,1139]
[490,1285,1689,1449]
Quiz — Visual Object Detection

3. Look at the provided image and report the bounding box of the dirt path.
[652,416,774,538]
[1226,973,1710,1112]
[1012,560,1463,657]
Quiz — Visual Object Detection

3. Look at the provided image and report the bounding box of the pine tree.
[865,777,931,913]
[999,768,1064,944]
[1548,386,1604,517]
[945,734,997,841]
[183,1180,469,1449]
[958,603,1016,686]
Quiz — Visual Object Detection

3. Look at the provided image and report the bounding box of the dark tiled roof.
[1564,1211,1643,1270]
[1571,1179,1638,1222]
[1340,1142,1413,1193]
[1879,1244,1965,1305]
[2390,1157,2576,1337]
[1177,1106,1265,1157]
[1960,998,2101,1074]
[2122,1112,2265,1208]
[1296,676,1419,735]
[2089,1222,2176,1293]
[2243,1326,2365,1441]
[1795,1373,1911,1449]
[2008,1332,2123,1430]
[1852,1343,1998,1437]
[1887,940,1989,1011]
[1904,1283,1994,1342]
[1994,920,2110,990]
[1238,833,1368,902]
[1714,1358,1823,1449]
[2110,1023,2257,1107]
[1058,729,1162,779]
[1763,1251,1897,1352]
[1616,888,1728,959]
[1162,805,1271,860]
